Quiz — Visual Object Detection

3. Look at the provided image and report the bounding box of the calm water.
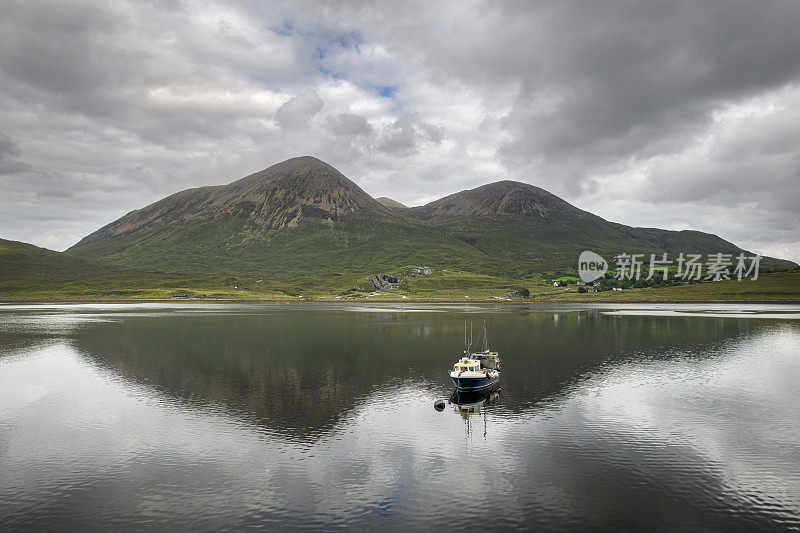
[1,303,799,531]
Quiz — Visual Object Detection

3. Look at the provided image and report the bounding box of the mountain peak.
[262,155,336,174]
[229,156,353,190]
[216,156,387,228]
[413,179,584,219]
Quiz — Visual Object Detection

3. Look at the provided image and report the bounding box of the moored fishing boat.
[449,321,500,392]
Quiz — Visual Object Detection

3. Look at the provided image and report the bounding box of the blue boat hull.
[451,374,500,391]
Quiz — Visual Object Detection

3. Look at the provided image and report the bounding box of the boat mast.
[463,320,473,356]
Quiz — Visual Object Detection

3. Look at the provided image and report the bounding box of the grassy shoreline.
[2,299,799,304]
[2,261,797,304]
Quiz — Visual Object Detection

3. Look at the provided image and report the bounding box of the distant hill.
[67,156,797,278]
[376,197,409,209]
[408,180,797,270]
[0,238,145,297]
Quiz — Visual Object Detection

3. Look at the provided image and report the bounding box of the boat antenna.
[482,320,490,352]
[470,321,473,353]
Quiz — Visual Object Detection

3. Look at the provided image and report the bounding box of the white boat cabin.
[452,359,482,374]
[452,351,500,373]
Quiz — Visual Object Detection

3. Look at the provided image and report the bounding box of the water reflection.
[0,304,799,530]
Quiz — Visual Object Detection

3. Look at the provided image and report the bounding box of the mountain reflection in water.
[71,307,762,439]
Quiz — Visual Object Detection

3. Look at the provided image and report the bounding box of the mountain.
[376,197,408,209]
[68,157,797,279]
[409,180,796,271]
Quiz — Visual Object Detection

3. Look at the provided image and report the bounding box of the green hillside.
[67,215,500,279]
[0,237,265,299]
[0,236,797,301]
[0,238,152,297]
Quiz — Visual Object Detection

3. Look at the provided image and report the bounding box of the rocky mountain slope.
[73,157,392,250]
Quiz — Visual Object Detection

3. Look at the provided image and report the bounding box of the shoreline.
[2,298,800,305]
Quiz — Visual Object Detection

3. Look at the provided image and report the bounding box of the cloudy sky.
[1,0,799,262]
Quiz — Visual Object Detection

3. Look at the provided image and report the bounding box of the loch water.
[1,303,799,531]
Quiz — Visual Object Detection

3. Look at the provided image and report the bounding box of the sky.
[0,0,799,262]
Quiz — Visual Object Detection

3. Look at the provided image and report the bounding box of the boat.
[449,321,500,392]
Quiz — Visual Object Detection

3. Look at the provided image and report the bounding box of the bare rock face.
[406,266,432,278]
[370,273,400,291]
[368,267,432,291]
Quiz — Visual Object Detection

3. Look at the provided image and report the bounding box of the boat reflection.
[449,386,500,418]
[448,386,500,437]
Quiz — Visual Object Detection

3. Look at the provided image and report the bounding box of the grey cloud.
[484,1,800,187]
[377,115,418,156]
[645,156,799,212]
[636,86,800,238]
[420,123,444,145]
[276,90,324,130]
[0,160,33,175]
[376,114,444,157]
[0,2,142,120]
[343,1,800,195]
[0,1,306,145]
[0,132,20,160]
[325,113,373,138]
